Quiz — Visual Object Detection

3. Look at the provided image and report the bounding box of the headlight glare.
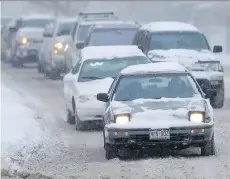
[189,112,204,123]
[54,42,63,49]
[115,114,130,124]
[21,37,28,44]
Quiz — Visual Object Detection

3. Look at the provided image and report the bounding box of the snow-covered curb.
[1,82,46,168]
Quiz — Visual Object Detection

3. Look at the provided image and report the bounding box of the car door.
[63,56,82,107]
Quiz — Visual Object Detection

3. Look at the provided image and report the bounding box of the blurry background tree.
[1,1,230,52]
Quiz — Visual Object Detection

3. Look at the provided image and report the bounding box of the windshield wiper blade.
[81,76,102,80]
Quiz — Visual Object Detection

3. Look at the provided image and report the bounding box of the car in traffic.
[63,45,151,130]
[3,14,55,63]
[96,61,216,159]
[65,12,119,70]
[133,21,224,108]
[11,27,44,67]
[147,49,225,108]
[38,18,75,79]
[83,22,140,46]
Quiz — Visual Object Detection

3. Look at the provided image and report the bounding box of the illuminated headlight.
[210,80,221,85]
[115,114,131,124]
[189,112,205,123]
[21,37,28,44]
[54,42,63,49]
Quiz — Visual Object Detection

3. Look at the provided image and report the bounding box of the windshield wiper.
[81,76,102,80]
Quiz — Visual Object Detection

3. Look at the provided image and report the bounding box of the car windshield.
[21,19,53,28]
[78,56,150,82]
[113,73,201,101]
[76,24,91,42]
[56,21,75,36]
[88,28,138,46]
[149,31,210,51]
[17,30,43,39]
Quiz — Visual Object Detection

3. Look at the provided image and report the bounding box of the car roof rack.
[78,12,119,21]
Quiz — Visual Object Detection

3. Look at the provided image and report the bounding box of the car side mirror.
[97,93,109,102]
[213,45,222,53]
[76,42,84,49]
[138,45,144,52]
[205,89,217,99]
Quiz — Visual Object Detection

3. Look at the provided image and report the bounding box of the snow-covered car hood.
[77,77,114,96]
[55,35,72,44]
[147,49,224,80]
[147,49,217,64]
[107,97,213,129]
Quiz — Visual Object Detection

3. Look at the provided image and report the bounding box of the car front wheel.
[201,134,215,156]
[105,144,117,160]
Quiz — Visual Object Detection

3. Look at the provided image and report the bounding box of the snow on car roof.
[57,18,76,23]
[92,22,139,29]
[121,61,187,75]
[81,45,146,61]
[140,21,200,32]
[80,20,137,26]
[18,27,44,33]
[21,14,55,20]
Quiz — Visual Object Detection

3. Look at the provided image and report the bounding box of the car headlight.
[115,114,131,124]
[21,37,28,44]
[189,112,205,123]
[54,42,63,49]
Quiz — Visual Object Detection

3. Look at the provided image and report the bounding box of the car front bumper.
[15,48,39,63]
[104,126,214,148]
[50,55,67,72]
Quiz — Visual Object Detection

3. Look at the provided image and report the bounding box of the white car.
[96,61,216,159]
[63,45,151,130]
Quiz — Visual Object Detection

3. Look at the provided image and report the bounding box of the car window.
[21,19,54,28]
[56,21,75,36]
[149,31,210,51]
[112,73,202,101]
[88,28,138,46]
[76,24,91,42]
[78,56,150,82]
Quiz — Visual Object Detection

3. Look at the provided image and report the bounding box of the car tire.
[50,70,60,80]
[37,63,43,73]
[211,86,224,108]
[67,109,75,124]
[105,144,116,160]
[201,134,215,156]
[12,58,23,68]
[75,115,86,131]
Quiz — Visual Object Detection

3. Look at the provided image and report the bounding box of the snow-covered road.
[1,62,230,179]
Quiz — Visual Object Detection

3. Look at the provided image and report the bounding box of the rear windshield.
[88,28,138,46]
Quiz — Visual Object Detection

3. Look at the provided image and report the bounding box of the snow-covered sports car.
[97,61,216,159]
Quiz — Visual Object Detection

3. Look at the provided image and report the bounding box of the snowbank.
[1,82,45,164]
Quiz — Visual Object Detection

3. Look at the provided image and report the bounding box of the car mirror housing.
[213,45,223,53]
[76,42,84,49]
[205,89,217,99]
[97,93,109,102]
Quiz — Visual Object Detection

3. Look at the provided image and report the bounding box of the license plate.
[149,129,170,140]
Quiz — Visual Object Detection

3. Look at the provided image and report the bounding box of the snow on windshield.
[78,56,150,82]
[113,73,201,101]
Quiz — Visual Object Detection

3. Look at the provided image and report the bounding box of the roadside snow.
[1,82,45,166]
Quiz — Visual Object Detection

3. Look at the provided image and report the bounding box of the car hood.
[55,35,72,43]
[147,49,217,65]
[77,77,114,96]
[107,97,213,129]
